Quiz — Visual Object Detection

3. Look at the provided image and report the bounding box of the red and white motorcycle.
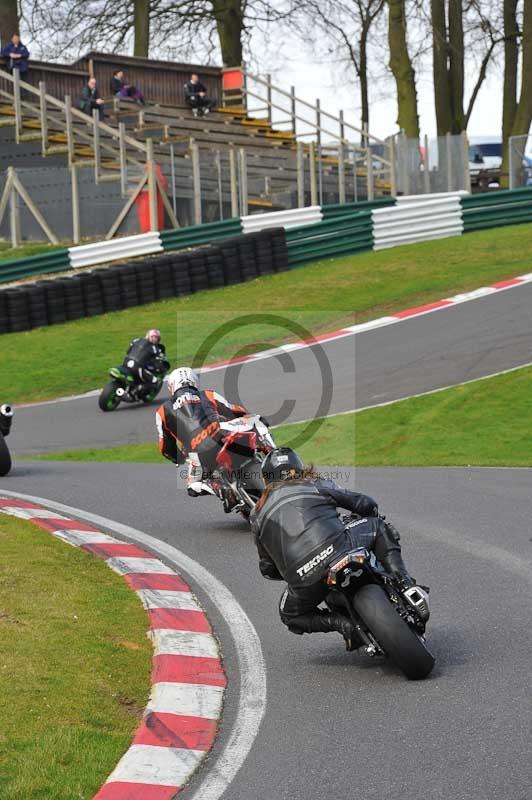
[188,414,276,519]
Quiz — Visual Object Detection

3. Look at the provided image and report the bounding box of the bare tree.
[0,0,19,43]
[387,0,419,137]
[21,0,294,66]
[134,0,150,57]
[296,0,385,141]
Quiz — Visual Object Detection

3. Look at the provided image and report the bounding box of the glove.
[361,495,378,517]
[259,415,270,428]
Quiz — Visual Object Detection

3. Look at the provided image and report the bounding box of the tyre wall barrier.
[0,228,288,334]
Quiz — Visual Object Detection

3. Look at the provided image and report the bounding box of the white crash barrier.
[69,232,163,269]
[372,193,464,251]
[241,206,323,233]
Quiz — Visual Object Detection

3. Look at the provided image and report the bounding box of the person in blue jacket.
[2,34,29,74]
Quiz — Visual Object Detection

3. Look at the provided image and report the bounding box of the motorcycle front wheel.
[98,380,123,412]
[352,584,434,680]
[0,433,12,476]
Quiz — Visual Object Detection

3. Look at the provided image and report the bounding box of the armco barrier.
[0,228,288,334]
[372,194,463,250]
[160,218,243,250]
[69,232,163,269]
[0,248,71,284]
[286,210,373,266]
[461,186,532,232]
[241,206,323,233]
[320,197,396,218]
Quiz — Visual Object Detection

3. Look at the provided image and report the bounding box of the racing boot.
[287,611,359,650]
[186,454,213,497]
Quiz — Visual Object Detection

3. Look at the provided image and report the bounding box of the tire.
[352,584,435,680]
[141,380,164,404]
[0,433,11,476]
[98,380,122,412]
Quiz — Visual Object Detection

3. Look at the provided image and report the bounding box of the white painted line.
[148,682,225,718]
[137,588,201,611]
[0,490,267,800]
[52,529,119,546]
[106,556,173,575]
[105,743,204,786]
[150,629,220,659]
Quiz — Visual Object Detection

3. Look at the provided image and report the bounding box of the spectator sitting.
[79,77,105,120]
[184,73,215,117]
[2,33,29,75]
[111,69,145,105]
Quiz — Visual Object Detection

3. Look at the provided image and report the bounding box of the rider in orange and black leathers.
[156,367,249,494]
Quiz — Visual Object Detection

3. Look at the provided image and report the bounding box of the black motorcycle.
[98,356,169,412]
[325,518,434,680]
[0,404,14,476]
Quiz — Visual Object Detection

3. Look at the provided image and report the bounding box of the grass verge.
[0,512,152,800]
[2,223,532,403]
[32,365,532,467]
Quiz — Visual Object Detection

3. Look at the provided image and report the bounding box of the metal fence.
[508,135,532,190]
[394,133,470,196]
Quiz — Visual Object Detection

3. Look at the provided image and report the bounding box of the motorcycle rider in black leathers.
[156,366,251,500]
[124,329,170,390]
[250,448,429,645]
[0,403,13,477]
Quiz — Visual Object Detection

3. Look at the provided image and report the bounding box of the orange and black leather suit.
[156,386,248,470]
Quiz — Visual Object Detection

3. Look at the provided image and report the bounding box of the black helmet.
[261,447,304,485]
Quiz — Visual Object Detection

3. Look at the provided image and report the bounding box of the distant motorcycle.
[195,414,276,519]
[99,357,169,412]
[324,516,434,680]
[0,404,14,476]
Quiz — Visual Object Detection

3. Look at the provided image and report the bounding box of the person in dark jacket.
[250,448,429,644]
[79,77,105,120]
[156,366,250,500]
[184,73,215,117]
[2,34,29,74]
[124,329,169,385]
[111,69,145,105]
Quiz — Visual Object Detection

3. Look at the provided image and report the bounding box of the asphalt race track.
[5,280,532,798]
[11,281,532,455]
[5,461,532,799]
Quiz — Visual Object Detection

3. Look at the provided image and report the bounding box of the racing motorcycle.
[0,404,14,477]
[98,357,168,412]
[194,414,276,519]
[324,515,434,680]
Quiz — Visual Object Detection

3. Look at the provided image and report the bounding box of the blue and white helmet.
[167,366,199,394]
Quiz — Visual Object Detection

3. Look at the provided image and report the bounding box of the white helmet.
[167,367,199,394]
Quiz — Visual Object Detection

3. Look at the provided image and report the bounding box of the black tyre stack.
[153,256,175,300]
[135,261,157,305]
[5,288,30,332]
[117,265,139,308]
[80,272,104,317]
[219,237,243,285]
[238,235,259,281]
[63,276,85,321]
[100,267,123,312]
[0,292,9,334]
[270,227,289,272]
[0,227,290,333]
[27,283,49,328]
[188,251,209,293]
[169,253,192,296]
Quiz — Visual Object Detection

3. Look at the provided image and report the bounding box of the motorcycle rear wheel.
[352,584,434,680]
[98,380,122,412]
[0,433,12,476]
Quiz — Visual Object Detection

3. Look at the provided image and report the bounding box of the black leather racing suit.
[156,386,248,473]
[250,478,414,635]
[124,338,169,386]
